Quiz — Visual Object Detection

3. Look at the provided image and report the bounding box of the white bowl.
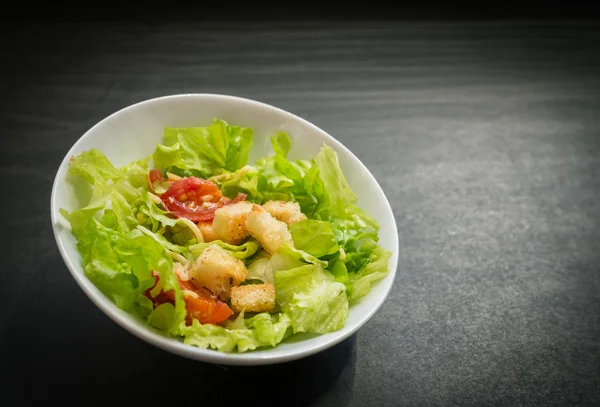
[50,94,399,366]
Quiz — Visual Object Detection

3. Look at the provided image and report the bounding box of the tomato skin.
[157,175,247,222]
[144,271,233,325]
[185,295,234,326]
[148,169,166,190]
[158,176,222,222]
[161,177,222,204]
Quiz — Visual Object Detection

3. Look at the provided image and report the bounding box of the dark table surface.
[2,21,600,406]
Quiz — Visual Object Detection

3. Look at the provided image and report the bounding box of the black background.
[2,3,600,407]
[2,2,600,21]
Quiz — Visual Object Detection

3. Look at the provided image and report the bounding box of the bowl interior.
[51,94,399,365]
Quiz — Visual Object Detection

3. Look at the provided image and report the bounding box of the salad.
[60,119,391,353]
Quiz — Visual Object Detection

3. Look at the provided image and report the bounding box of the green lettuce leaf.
[132,294,154,320]
[61,150,151,237]
[210,165,293,204]
[152,119,253,178]
[61,148,186,335]
[73,217,185,333]
[135,225,188,255]
[347,241,392,301]
[210,131,322,214]
[137,191,181,231]
[179,312,292,353]
[328,258,350,285]
[246,244,327,285]
[270,131,308,184]
[114,156,151,203]
[180,320,259,353]
[245,312,292,347]
[136,191,200,250]
[66,148,121,185]
[118,156,151,189]
[189,239,260,260]
[314,144,357,217]
[213,166,264,202]
[254,132,325,215]
[275,263,348,334]
[246,250,274,283]
[109,190,138,233]
[330,205,380,250]
[271,243,328,269]
[59,182,113,237]
[162,223,197,248]
[289,219,339,258]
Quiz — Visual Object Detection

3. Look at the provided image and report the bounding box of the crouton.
[262,200,307,225]
[188,244,247,301]
[197,221,219,243]
[212,201,253,244]
[230,283,276,313]
[245,206,293,255]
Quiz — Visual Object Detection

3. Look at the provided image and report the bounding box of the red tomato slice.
[147,170,249,222]
[160,177,247,222]
[159,177,223,222]
[185,295,234,326]
[161,176,222,204]
[144,271,233,325]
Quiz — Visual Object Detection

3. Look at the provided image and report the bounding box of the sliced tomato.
[162,176,222,203]
[159,176,221,222]
[160,177,247,222]
[177,277,233,324]
[185,295,234,326]
[144,271,233,326]
[147,170,249,222]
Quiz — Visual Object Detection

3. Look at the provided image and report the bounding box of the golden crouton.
[245,207,293,255]
[262,200,307,225]
[188,244,247,301]
[212,202,253,245]
[197,221,219,243]
[230,283,276,313]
